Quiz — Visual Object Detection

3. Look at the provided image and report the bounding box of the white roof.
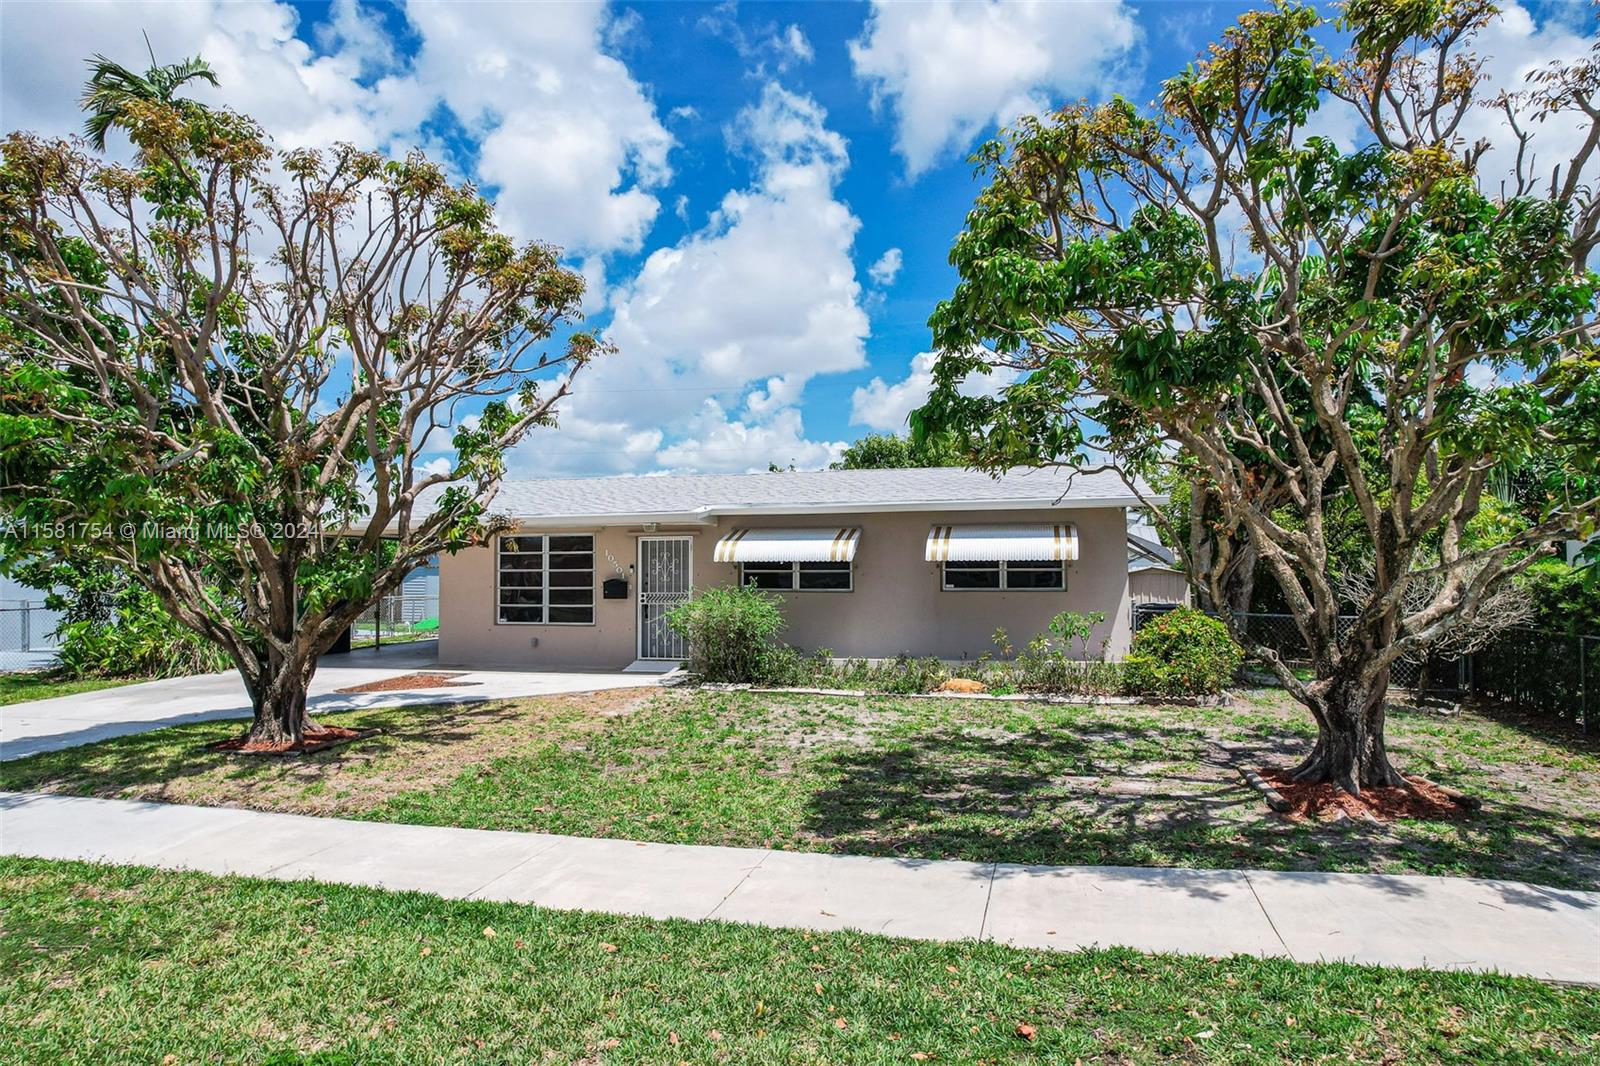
[485,467,1152,525]
[926,522,1079,563]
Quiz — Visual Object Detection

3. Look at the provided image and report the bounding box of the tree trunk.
[240,642,326,749]
[1289,667,1407,793]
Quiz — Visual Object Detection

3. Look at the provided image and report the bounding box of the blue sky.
[1,0,1591,477]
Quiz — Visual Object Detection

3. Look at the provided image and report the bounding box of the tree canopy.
[916,0,1600,790]
[830,431,963,470]
[0,66,602,746]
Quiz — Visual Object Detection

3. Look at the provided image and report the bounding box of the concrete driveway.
[1,643,672,761]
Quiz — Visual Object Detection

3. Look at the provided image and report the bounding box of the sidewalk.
[2,791,1595,984]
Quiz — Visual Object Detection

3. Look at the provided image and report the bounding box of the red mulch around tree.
[1260,768,1468,824]
[210,726,373,756]
[334,672,471,694]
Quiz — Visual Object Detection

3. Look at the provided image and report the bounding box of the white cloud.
[781,25,814,65]
[513,82,868,475]
[401,2,673,258]
[657,403,844,473]
[698,2,815,76]
[850,0,1142,176]
[868,247,903,287]
[850,351,1020,433]
[0,1,673,260]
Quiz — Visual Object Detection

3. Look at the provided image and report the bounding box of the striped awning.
[714,527,861,564]
[925,523,1079,563]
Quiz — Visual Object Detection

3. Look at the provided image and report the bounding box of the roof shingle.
[486,466,1151,521]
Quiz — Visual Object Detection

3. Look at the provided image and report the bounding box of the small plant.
[990,626,1014,660]
[1047,611,1107,661]
[1121,607,1242,697]
[665,585,785,684]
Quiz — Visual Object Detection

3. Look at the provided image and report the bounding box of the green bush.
[1521,558,1600,636]
[55,584,231,679]
[1121,607,1242,697]
[665,585,786,683]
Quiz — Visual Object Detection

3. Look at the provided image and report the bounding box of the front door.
[638,536,692,659]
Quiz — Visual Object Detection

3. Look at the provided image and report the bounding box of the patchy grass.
[2,857,1595,1065]
[4,688,1597,889]
[0,672,132,707]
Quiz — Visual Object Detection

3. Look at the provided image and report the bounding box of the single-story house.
[437,467,1159,671]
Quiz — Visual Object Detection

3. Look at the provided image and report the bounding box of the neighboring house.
[1126,522,1191,610]
[437,467,1157,670]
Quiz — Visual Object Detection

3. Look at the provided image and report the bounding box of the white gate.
[638,536,692,659]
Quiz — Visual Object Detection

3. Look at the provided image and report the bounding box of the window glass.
[797,561,852,590]
[741,561,794,590]
[944,562,1001,589]
[498,534,594,623]
[942,560,1064,590]
[1005,560,1066,589]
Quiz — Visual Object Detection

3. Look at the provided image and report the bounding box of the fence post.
[20,602,30,652]
[1580,635,1588,737]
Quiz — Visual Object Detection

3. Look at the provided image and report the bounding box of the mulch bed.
[208,726,379,757]
[334,672,473,695]
[1260,768,1468,824]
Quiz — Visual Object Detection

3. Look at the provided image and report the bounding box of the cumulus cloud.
[656,403,844,473]
[850,351,1021,433]
[511,82,869,476]
[0,1,672,261]
[868,247,903,287]
[850,0,1142,176]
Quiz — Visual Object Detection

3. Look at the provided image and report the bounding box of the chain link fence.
[0,601,62,671]
[350,594,439,650]
[1135,605,1591,733]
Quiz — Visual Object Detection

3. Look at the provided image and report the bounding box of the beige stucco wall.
[437,506,1132,671]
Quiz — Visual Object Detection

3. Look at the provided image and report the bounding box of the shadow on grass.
[801,719,1600,891]
[0,700,533,800]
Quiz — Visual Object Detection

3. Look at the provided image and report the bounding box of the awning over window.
[925,523,1079,563]
[714,527,861,564]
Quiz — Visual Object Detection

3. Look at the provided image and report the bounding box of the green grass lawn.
[0,672,132,707]
[3,687,1596,888]
[2,856,1594,1065]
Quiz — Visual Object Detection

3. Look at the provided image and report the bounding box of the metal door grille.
[638,537,692,659]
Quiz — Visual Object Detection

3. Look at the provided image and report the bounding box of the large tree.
[0,82,602,748]
[916,0,1600,791]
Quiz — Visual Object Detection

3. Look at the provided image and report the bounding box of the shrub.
[1002,612,1121,696]
[1121,607,1242,697]
[665,585,786,683]
[55,584,231,679]
[1521,557,1600,636]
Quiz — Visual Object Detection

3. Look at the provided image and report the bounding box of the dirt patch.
[210,726,375,756]
[335,672,473,694]
[1260,768,1467,824]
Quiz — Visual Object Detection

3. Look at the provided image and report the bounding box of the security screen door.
[638,536,692,659]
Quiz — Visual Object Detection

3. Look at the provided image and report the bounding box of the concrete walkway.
[2,792,1594,984]
[1,644,671,760]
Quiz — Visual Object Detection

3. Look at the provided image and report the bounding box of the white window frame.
[495,532,597,625]
[941,560,1066,592]
[739,560,853,592]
